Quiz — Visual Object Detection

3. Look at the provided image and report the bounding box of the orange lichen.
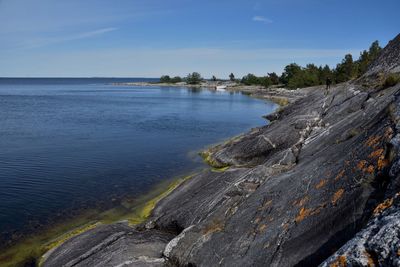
[329,255,347,267]
[384,127,394,139]
[282,223,290,230]
[377,156,389,170]
[366,165,375,174]
[365,136,381,148]
[203,220,225,235]
[332,189,345,205]
[364,251,375,267]
[258,200,273,211]
[335,170,345,181]
[298,196,309,206]
[316,179,327,189]
[258,224,267,233]
[295,207,312,223]
[293,196,309,207]
[373,198,394,215]
[357,160,368,171]
[368,148,384,159]
[310,202,327,216]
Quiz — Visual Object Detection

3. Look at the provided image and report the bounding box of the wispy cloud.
[252,16,273,24]
[0,46,362,77]
[19,27,118,49]
[72,27,118,39]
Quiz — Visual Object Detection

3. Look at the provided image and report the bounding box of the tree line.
[159,40,382,89]
[241,40,382,89]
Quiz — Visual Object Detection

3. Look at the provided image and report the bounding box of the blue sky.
[0,0,399,78]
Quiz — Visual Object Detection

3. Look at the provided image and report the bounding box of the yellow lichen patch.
[335,170,345,181]
[211,166,229,173]
[316,179,327,189]
[41,222,100,255]
[203,219,225,235]
[1,174,195,267]
[329,255,347,267]
[357,160,368,171]
[332,189,345,205]
[295,207,312,223]
[268,96,289,106]
[365,136,381,148]
[127,175,193,225]
[373,198,394,215]
[368,148,384,159]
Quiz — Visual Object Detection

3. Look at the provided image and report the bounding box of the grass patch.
[268,96,289,106]
[382,73,400,89]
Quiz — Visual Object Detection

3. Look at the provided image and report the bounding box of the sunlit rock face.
[43,33,400,267]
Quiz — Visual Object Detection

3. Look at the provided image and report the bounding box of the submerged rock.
[43,33,400,267]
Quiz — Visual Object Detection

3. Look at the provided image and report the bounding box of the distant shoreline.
[113,81,305,106]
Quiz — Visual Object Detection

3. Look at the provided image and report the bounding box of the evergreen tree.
[356,50,370,77]
[335,54,357,83]
[268,72,279,85]
[368,40,382,61]
[319,65,333,85]
[241,74,260,85]
[186,72,203,84]
[160,75,171,83]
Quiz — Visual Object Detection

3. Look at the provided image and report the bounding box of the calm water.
[0,78,277,245]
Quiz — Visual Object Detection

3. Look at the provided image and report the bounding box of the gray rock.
[42,223,174,267]
[320,195,400,267]
[43,33,400,267]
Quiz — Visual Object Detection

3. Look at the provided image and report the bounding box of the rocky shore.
[115,81,301,107]
[42,34,400,267]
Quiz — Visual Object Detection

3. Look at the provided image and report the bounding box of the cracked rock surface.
[43,33,400,267]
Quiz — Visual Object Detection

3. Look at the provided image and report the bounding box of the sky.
[0,0,399,78]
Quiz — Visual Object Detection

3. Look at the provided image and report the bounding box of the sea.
[0,77,277,248]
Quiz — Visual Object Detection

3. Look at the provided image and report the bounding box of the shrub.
[186,72,203,85]
[383,74,400,88]
[170,76,182,83]
[160,75,171,83]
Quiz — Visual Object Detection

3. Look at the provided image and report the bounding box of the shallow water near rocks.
[0,78,277,248]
